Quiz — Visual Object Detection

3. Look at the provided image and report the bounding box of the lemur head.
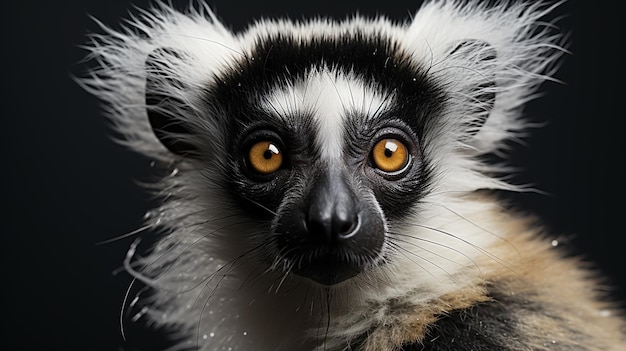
[88,2,561,289]
[145,31,500,286]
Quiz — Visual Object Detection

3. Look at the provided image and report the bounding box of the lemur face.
[145,32,495,285]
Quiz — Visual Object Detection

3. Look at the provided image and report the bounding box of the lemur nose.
[305,171,360,244]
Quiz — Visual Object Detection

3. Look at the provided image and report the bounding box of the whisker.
[124,239,159,286]
[386,241,443,282]
[195,272,229,349]
[369,88,394,119]
[122,215,252,291]
[239,195,278,216]
[175,227,269,296]
[96,224,152,245]
[193,241,270,348]
[421,34,435,74]
[120,277,136,342]
[108,208,230,252]
[423,189,472,197]
[430,63,492,82]
[195,260,241,305]
[389,233,475,269]
[393,232,482,275]
[423,201,521,256]
[325,71,347,113]
[140,214,247,278]
[346,80,356,110]
[410,223,517,272]
[263,96,290,123]
[324,288,332,351]
[237,258,271,293]
[273,263,294,294]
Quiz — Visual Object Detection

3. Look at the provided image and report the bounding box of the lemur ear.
[448,40,497,136]
[145,48,197,156]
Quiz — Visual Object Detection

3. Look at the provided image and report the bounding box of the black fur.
[400,284,591,351]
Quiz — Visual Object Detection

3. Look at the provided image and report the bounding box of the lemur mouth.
[291,253,364,286]
[283,245,382,286]
[274,207,386,286]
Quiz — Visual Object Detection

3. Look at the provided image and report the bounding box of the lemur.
[83,1,626,350]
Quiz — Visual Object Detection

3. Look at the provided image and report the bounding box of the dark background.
[3,0,624,350]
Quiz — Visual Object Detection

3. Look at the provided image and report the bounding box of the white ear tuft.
[403,0,565,154]
[446,39,497,137]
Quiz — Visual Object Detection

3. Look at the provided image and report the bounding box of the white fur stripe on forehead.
[261,70,393,160]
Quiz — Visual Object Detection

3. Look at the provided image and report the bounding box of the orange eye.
[371,139,409,173]
[248,141,283,175]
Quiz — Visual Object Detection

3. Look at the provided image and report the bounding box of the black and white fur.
[83,1,626,350]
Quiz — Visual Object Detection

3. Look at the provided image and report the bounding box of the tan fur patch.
[361,284,491,350]
[359,195,626,350]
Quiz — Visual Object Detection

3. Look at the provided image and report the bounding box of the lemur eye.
[248,141,283,174]
[371,139,409,173]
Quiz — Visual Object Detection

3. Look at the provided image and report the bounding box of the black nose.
[305,171,360,244]
[273,168,386,285]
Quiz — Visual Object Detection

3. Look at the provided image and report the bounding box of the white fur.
[83,1,565,350]
[262,71,394,160]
